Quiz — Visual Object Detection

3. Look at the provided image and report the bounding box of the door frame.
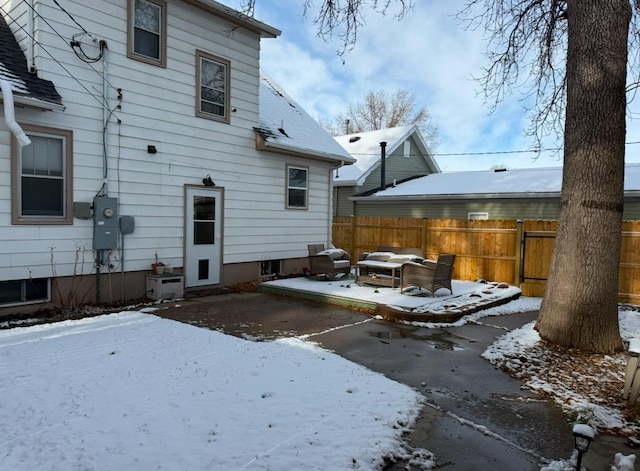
[183,185,224,288]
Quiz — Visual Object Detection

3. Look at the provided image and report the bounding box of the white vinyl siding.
[0,0,335,285]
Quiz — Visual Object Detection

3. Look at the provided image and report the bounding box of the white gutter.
[259,140,356,165]
[0,80,31,147]
[13,95,66,112]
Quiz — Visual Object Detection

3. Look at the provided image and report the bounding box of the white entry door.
[185,187,222,287]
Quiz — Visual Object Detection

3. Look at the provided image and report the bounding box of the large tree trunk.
[535,0,630,354]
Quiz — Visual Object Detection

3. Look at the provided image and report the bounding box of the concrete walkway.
[155,292,631,470]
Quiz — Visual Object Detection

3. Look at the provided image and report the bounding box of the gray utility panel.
[93,196,118,250]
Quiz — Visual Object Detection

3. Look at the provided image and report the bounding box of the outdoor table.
[355,260,402,288]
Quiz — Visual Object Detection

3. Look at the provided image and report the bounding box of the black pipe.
[380,141,387,190]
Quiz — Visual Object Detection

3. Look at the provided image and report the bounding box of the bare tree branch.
[320,89,440,148]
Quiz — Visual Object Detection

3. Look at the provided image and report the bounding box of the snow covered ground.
[1,287,639,470]
[0,311,427,470]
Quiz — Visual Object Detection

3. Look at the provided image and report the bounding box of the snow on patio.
[262,276,522,318]
[0,311,429,470]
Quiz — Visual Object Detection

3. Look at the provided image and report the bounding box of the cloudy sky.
[222,0,640,171]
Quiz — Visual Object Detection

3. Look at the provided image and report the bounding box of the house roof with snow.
[0,14,62,110]
[255,72,355,165]
[352,165,640,201]
[332,125,440,186]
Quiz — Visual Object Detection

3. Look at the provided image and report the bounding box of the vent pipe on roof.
[0,80,31,147]
[380,141,387,190]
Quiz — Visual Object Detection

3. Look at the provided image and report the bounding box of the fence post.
[350,215,356,263]
[421,218,428,257]
[515,219,524,287]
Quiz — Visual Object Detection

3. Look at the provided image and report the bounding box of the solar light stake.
[572,424,595,470]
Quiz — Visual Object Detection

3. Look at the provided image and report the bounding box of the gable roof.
[332,125,440,186]
[353,165,640,201]
[0,14,62,110]
[255,72,355,165]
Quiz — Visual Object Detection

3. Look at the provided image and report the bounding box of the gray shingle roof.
[0,14,62,106]
[256,71,355,165]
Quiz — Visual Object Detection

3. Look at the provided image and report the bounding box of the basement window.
[0,278,49,306]
[260,260,281,280]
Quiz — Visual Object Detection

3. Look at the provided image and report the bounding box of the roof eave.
[184,0,281,38]
[255,134,355,165]
[350,191,563,202]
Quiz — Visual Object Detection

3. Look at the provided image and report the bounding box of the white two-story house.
[0,0,353,312]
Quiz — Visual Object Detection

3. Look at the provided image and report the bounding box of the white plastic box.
[146,274,184,300]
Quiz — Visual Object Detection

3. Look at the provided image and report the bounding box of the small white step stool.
[623,338,640,402]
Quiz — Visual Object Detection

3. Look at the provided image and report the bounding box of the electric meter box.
[93,196,118,250]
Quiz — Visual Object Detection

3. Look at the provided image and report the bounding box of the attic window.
[349,136,361,143]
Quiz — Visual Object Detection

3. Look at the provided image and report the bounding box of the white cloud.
[224,0,640,170]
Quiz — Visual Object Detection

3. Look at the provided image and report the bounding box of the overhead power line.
[346,140,640,158]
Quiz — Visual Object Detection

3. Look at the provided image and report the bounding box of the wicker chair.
[308,247,351,280]
[308,244,326,256]
[400,254,456,296]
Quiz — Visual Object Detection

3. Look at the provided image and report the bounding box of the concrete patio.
[258,275,522,323]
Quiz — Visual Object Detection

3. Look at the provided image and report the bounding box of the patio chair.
[308,248,351,281]
[308,244,326,256]
[400,254,456,296]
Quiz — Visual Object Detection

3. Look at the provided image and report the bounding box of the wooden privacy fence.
[332,216,640,304]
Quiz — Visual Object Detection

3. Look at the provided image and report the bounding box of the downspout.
[0,80,31,147]
[380,141,387,190]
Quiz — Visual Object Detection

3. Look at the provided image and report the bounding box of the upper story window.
[12,125,73,225]
[128,0,167,67]
[196,50,231,123]
[286,165,308,209]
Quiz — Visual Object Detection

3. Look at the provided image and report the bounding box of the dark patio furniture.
[400,254,456,296]
[308,247,351,280]
[308,244,326,256]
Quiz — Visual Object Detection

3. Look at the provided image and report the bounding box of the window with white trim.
[468,212,489,220]
[128,0,167,67]
[404,140,411,158]
[196,50,231,123]
[12,125,73,225]
[286,166,308,209]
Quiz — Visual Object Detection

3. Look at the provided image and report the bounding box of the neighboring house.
[0,0,353,312]
[348,166,640,220]
[332,124,440,216]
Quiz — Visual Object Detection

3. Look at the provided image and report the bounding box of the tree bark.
[535,0,630,354]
